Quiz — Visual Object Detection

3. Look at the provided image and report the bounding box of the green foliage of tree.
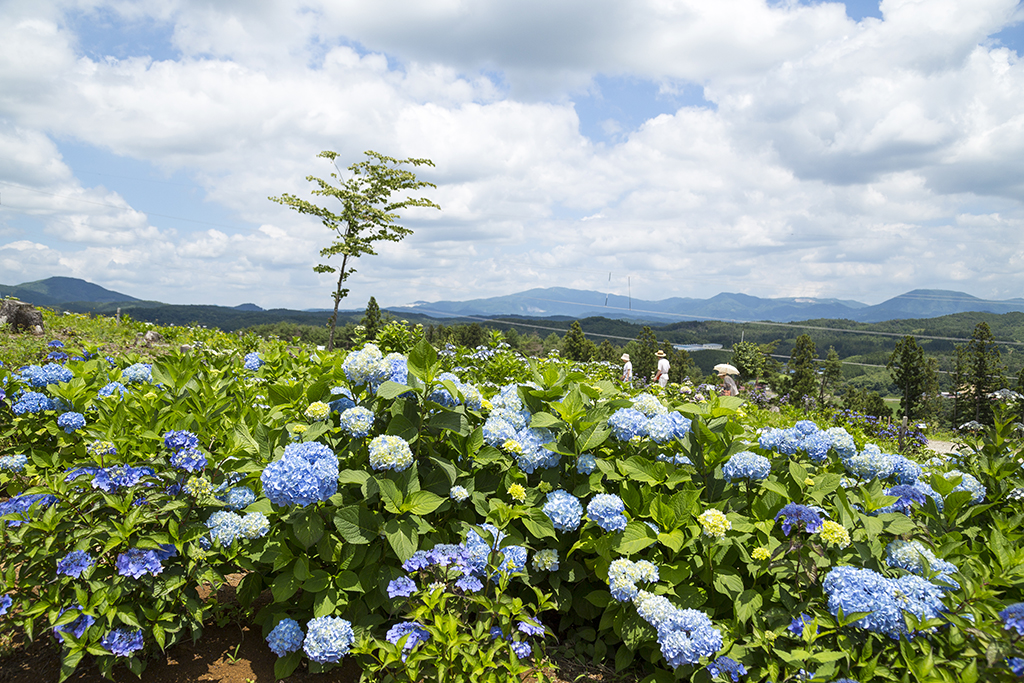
[787,334,818,404]
[561,321,592,362]
[966,321,1005,424]
[270,150,440,351]
[361,296,383,341]
[542,332,562,356]
[888,336,930,421]
[633,326,659,384]
[594,339,620,364]
[819,345,843,404]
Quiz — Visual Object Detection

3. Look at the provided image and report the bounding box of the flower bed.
[2,333,1024,682]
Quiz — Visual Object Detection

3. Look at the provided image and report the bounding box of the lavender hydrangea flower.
[1000,603,1024,636]
[54,605,96,642]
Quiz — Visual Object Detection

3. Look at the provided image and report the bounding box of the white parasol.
[714,363,739,375]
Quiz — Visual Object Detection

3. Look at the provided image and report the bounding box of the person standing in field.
[719,370,739,396]
[654,350,670,387]
[621,353,633,383]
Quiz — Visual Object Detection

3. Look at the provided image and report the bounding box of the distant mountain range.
[3,277,1024,325]
[390,286,1024,324]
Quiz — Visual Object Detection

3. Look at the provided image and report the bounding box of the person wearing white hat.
[621,353,633,383]
[654,350,670,387]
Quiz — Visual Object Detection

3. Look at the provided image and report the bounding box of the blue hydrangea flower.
[18,363,73,388]
[388,576,417,598]
[823,566,946,638]
[240,512,270,539]
[261,442,338,506]
[47,340,64,348]
[657,608,723,667]
[885,540,959,589]
[53,605,96,642]
[1000,603,1024,636]
[164,430,199,451]
[382,353,409,385]
[456,575,484,592]
[342,344,390,387]
[116,548,163,579]
[1007,659,1024,677]
[266,618,303,657]
[577,454,597,474]
[243,352,264,371]
[386,621,430,660]
[608,558,659,602]
[97,381,128,398]
[0,454,28,473]
[632,393,668,417]
[170,447,207,472]
[587,494,628,532]
[482,416,518,448]
[826,427,856,459]
[221,486,256,510]
[121,363,153,384]
[328,387,356,414]
[303,616,355,663]
[449,485,469,502]
[339,406,375,438]
[0,493,58,527]
[800,431,832,463]
[774,504,824,535]
[875,485,928,515]
[12,391,55,415]
[708,656,746,681]
[0,595,11,616]
[86,465,154,492]
[608,408,649,440]
[511,427,559,474]
[888,454,923,485]
[788,613,814,636]
[59,411,88,433]
[518,619,545,637]
[511,640,533,659]
[101,627,144,657]
[57,550,94,578]
[944,470,986,503]
[843,444,895,481]
[207,511,245,545]
[722,451,771,482]
[543,490,583,532]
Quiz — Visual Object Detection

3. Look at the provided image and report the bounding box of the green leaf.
[734,589,763,624]
[275,651,302,680]
[271,573,300,603]
[402,490,444,515]
[292,510,325,549]
[407,338,438,383]
[428,410,469,435]
[712,568,744,600]
[333,506,379,544]
[386,414,419,443]
[384,518,418,561]
[530,412,563,429]
[377,477,404,513]
[377,380,414,400]
[522,508,557,540]
[656,529,687,553]
[338,469,371,486]
[615,522,657,556]
[575,424,610,452]
[304,570,332,593]
[585,590,611,608]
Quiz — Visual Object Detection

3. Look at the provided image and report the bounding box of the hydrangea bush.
[3,328,1024,683]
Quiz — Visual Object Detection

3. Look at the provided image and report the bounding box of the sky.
[1,0,1024,312]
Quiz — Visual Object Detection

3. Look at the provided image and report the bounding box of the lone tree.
[270,150,440,351]
[561,321,592,362]
[966,321,1004,424]
[787,334,818,405]
[361,296,383,341]
[819,346,843,404]
[888,336,929,421]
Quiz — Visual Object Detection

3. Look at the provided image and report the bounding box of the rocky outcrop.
[0,299,44,334]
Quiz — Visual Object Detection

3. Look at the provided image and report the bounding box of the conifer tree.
[787,334,818,404]
[888,336,928,421]
[361,296,383,341]
[561,321,592,361]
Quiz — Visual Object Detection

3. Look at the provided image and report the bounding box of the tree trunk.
[326,251,351,352]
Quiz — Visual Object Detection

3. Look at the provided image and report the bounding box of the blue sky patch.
[574,76,711,143]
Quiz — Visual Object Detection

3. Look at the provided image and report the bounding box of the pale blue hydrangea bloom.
[823,565,946,638]
[368,435,414,472]
[303,616,355,663]
[577,454,597,474]
[261,441,338,506]
[542,490,583,532]
[944,470,986,503]
[843,444,895,480]
[121,363,153,384]
[885,540,959,589]
[0,454,28,473]
[607,558,659,602]
[243,352,264,371]
[825,427,857,459]
[608,408,649,441]
[221,486,256,510]
[449,485,469,502]
[482,415,518,448]
[97,381,128,398]
[339,406,375,438]
[531,549,559,572]
[342,344,390,387]
[587,494,628,532]
[722,451,771,482]
[632,393,668,417]
[511,427,559,474]
[12,391,55,415]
